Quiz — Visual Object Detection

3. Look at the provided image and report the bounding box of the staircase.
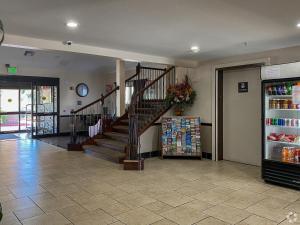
[69,64,176,168]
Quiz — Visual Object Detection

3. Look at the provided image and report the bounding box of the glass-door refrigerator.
[262,63,300,190]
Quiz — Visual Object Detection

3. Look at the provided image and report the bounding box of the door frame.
[212,58,270,161]
[0,75,60,136]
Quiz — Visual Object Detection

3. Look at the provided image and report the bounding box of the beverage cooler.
[262,63,300,190]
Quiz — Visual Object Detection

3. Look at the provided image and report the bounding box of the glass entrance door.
[0,88,32,133]
[0,89,20,132]
[32,85,58,137]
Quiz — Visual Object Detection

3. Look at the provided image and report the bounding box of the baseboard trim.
[202,152,212,159]
[141,151,160,158]
[141,151,212,160]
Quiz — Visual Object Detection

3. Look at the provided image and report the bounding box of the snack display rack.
[161,116,201,159]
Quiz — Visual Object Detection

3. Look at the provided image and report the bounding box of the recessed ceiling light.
[297,23,300,28]
[66,21,79,28]
[190,46,200,53]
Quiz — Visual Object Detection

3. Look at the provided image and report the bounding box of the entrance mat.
[0,134,19,140]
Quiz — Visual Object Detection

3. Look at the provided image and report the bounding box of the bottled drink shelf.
[268,95,292,98]
[267,140,300,146]
[266,125,300,129]
[269,109,300,111]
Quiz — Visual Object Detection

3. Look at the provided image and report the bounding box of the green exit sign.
[7,66,17,74]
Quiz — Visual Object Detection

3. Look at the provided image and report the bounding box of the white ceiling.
[1,0,300,61]
[0,46,136,74]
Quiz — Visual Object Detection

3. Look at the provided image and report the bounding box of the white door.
[223,67,261,166]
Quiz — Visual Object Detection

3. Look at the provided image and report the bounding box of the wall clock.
[76,83,89,97]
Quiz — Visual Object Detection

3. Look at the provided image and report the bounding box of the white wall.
[192,45,300,124]
[0,65,115,114]
[184,45,300,159]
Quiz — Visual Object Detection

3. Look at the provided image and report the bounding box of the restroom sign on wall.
[238,82,248,93]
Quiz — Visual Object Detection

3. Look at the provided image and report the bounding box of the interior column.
[116,59,126,117]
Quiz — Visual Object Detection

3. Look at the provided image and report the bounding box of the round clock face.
[76,83,89,97]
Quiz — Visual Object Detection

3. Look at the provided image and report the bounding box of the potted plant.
[166,75,196,116]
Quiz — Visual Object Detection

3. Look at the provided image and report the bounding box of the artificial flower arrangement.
[166,75,196,116]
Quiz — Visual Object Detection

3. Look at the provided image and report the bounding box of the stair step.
[103,132,129,142]
[136,108,157,113]
[112,125,128,134]
[95,138,126,152]
[119,119,129,125]
[83,145,125,163]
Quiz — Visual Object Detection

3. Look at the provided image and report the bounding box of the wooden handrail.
[140,66,167,71]
[72,86,119,114]
[134,66,175,98]
[125,72,138,83]
[125,66,167,83]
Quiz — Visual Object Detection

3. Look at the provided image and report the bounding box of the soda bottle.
[283,84,287,95]
[272,86,277,95]
[287,82,292,95]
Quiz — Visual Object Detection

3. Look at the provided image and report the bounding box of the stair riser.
[119,121,129,126]
[112,128,128,134]
[84,149,124,164]
[103,134,128,143]
[95,142,125,152]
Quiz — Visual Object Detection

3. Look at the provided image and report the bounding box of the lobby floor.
[0,140,299,225]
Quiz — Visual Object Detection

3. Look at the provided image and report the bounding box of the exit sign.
[7,66,17,74]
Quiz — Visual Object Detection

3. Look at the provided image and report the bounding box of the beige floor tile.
[14,206,44,221]
[151,218,178,225]
[263,187,300,202]
[155,191,194,207]
[79,183,115,195]
[142,201,174,214]
[256,197,292,209]
[1,139,298,225]
[175,182,217,197]
[0,187,11,196]
[209,186,236,195]
[203,204,251,224]
[194,217,230,225]
[0,211,22,225]
[31,195,75,212]
[96,200,131,216]
[162,205,208,225]
[44,184,82,197]
[58,204,88,220]
[103,187,128,200]
[1,197,36,211]
[222,190,266,209]
[236,215,277,225]
[241,181,272,194]
[117,192,156,208]
[246,203,289,222]
[67,209,117,225]
[212,179,247,190]
[9,185,47,198]
[0,193,15,202]
[161,201,209,225]
[194,190,231,205]
[279,219,300,225]
[21,211,71,225]
[110,222,125,225]
[78,195,125,212]
[285,200,300,213]
[116,207,162,225]
[65,190,94,204]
